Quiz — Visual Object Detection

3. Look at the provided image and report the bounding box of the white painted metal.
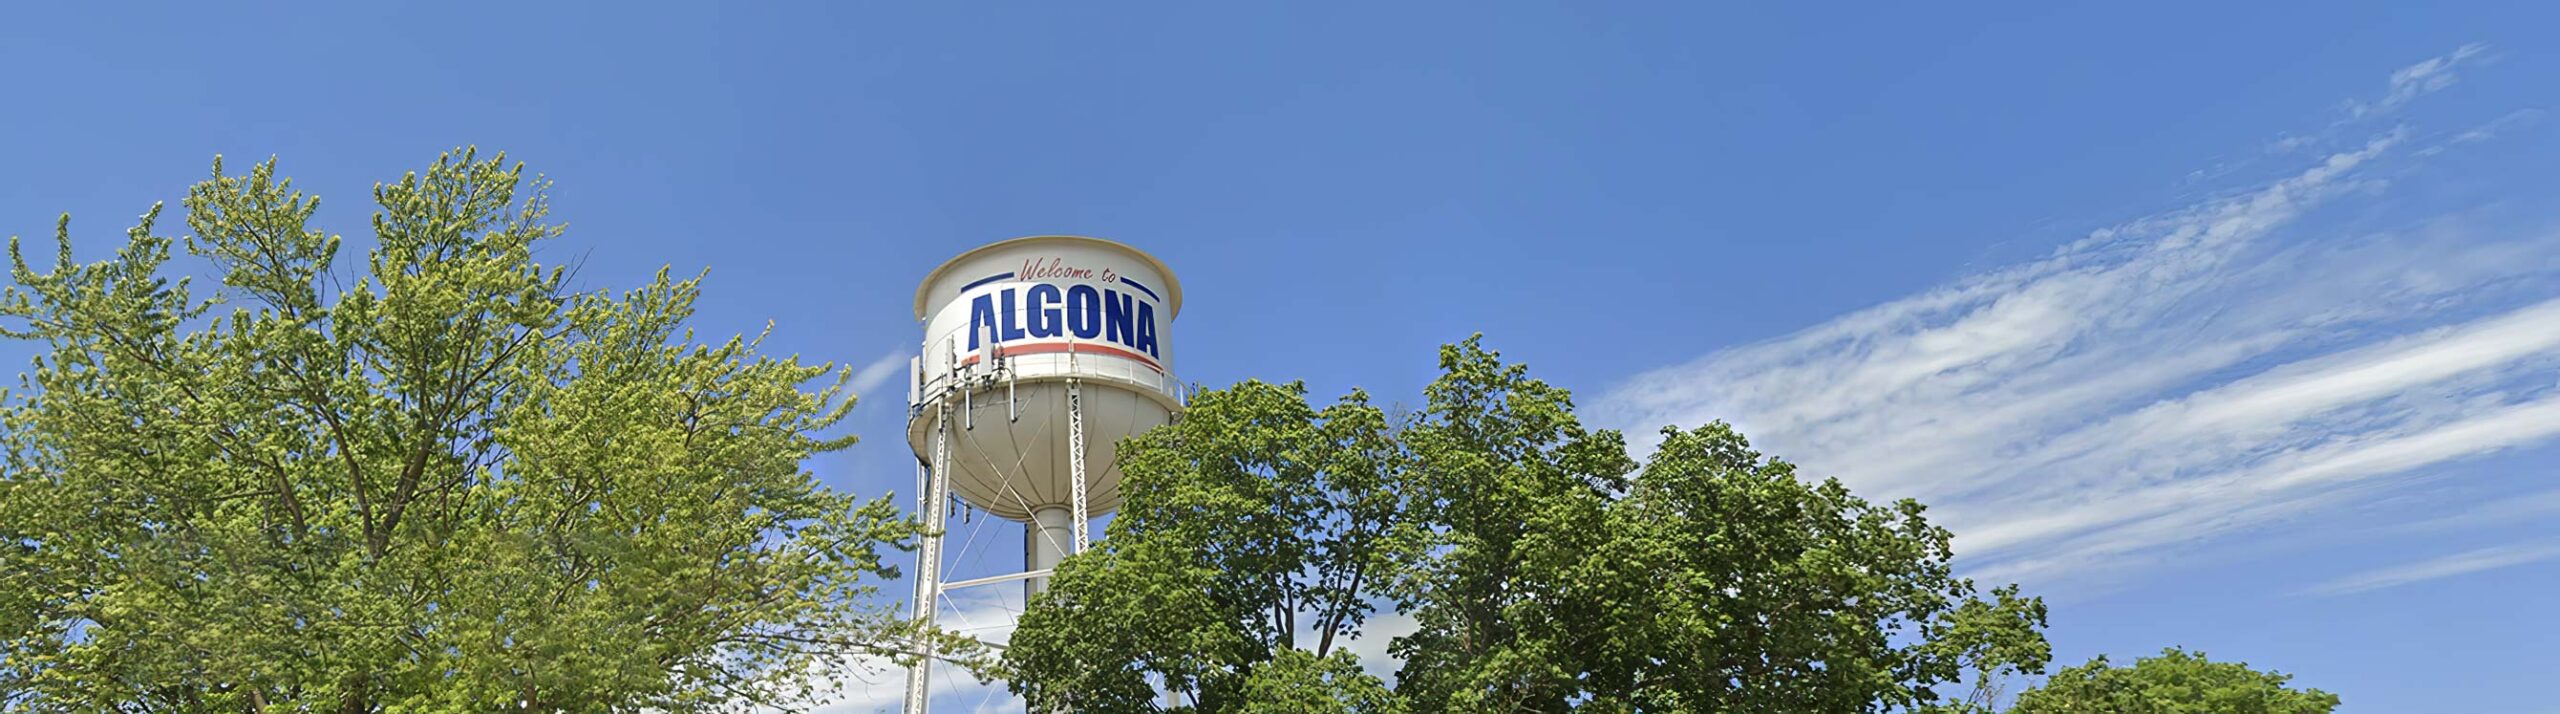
[1024,505,1074,598]
[903,236,1184,712]
[905,236,1182,522]
[939,568,1054,591]
[903,407,951,714]
[1069,380,1090,554]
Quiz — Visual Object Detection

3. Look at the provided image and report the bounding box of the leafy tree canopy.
[1003,338,2050,712]
[1003,379,1412,711]
[0,151,942,712]
[2010,648,2340,714]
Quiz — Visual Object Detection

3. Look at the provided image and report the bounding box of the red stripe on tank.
[957,341,1164,373]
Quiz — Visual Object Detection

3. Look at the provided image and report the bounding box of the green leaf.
[0,150,930,712]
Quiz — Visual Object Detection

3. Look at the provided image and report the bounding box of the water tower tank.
[904,236,1182,598]
[902,236,1182,710]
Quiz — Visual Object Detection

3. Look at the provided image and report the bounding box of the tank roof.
[912,235,1184,319]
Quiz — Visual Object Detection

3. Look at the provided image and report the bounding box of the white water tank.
[905,236,1183,585]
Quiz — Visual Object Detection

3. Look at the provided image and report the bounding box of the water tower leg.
[1026,381,1092,600]
[904,406,952,713]
[1069,380,1089,553]
[1024,505,1074,598]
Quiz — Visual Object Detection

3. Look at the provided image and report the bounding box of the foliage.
[1003,337,2051,712]
[2010,648,2340,714]
[1003,380,1414,711]
[1380,337,1635,711]
[0,151,942,712]
[1235,650,1404,714]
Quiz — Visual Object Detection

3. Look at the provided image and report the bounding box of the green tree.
[2010,648,2339,714]
[1003,380,1413,711]
[1390,341,2047,712]
[1381,337,1639,710]
[1004,337,2050,712]
[1236,650,1405,714]
[0,151,945,712]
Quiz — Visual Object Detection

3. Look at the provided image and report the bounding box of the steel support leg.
[1069,381,1089,553]
[903,406,951,713]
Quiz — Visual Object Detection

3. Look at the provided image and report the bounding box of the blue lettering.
[968,293,997,350]
[1026,284,1062,338]
[1104,290,1134,346]
[1135,301,1159,358]
[1066,285,1102,339]
[970,286,1162,359]
[999,289,1026,341]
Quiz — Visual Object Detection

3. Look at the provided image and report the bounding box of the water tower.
[902,236,1183,710]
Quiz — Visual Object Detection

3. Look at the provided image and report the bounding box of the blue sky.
[5,4,2557,712]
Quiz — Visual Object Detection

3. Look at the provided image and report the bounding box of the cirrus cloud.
[1593,44,2560,589]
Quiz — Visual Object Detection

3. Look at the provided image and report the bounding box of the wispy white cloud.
[2305,541,2560,596]
[1593,45,2560,589]
[2392,486,2560,534]
[2454,108,2546,144]
[848,349,912,405]
[2353,43,2490,118]
[805,657,908,714]
[806,586,1022,713]
[2267,133,2320,154]
[1955,299,2560,550]
[1337,609,1419,683]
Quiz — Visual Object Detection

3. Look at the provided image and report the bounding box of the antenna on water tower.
[902,236,1184,711]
